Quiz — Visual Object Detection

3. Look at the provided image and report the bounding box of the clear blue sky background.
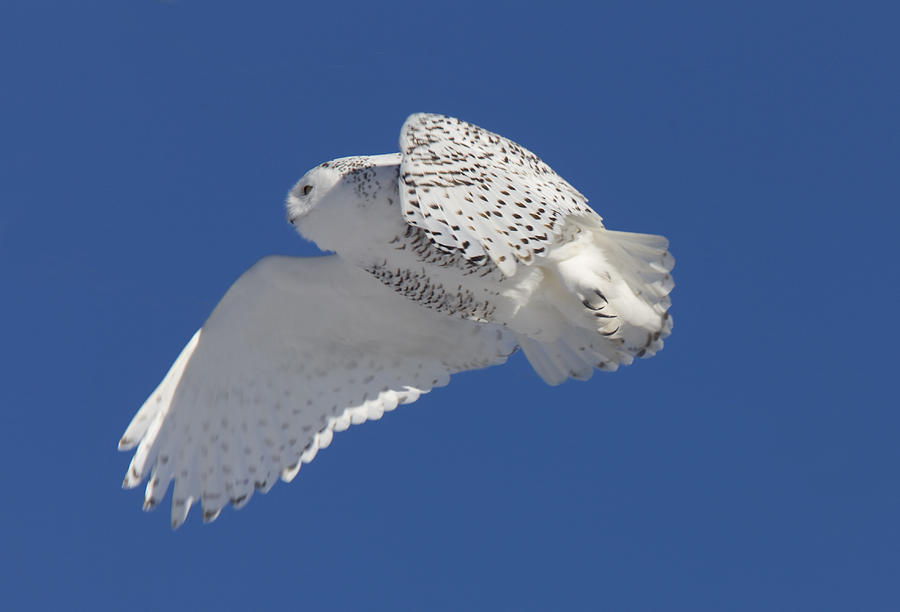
[2,1,898,610]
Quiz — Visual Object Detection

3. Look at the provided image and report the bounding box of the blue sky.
[2,1,898,610]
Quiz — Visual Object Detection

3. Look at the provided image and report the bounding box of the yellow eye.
[302,184,314,195]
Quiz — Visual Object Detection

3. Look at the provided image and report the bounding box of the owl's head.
[285,153,402,252]
[286,162,347,225]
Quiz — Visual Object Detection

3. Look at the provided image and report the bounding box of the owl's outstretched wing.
[119,255,516,528]
[399,113,599,276]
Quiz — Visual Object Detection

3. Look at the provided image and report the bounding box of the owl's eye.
[302,184,314,195]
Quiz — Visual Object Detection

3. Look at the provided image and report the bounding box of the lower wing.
[119,255,516,528]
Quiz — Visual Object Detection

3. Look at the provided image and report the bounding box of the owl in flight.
[120,113,675,528]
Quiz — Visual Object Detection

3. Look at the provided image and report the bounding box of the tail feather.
[516,224,674,385]
[603,230,675,316]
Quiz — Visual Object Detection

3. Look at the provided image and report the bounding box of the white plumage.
[121,113,675,527]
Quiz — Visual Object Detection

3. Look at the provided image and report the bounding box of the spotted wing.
[119,255,516,528]
[399,112,599,276]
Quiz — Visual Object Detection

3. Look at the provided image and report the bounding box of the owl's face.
[286,154,402,226]
[285,162,345,226]
[285,154,403,253]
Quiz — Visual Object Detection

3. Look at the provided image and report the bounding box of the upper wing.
[120,255,516,528]
[399,113,599,276]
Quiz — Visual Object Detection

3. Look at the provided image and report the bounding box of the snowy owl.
[120,113,675,528]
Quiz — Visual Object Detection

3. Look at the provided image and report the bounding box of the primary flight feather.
[121,113,675,528]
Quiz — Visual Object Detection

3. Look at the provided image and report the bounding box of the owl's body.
[289,118,673,384]
[121,114,675,527]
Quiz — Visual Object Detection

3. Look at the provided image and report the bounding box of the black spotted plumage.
[399,113,597,275]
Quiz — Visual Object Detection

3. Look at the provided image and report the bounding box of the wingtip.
[230,493,252,510]
[281,461,301,483]
[170,498,192,529]
[122,467,141,489]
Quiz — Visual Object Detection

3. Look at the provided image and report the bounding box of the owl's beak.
[285,192,304,226]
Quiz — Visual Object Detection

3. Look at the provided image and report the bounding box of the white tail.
[517,224,674,385]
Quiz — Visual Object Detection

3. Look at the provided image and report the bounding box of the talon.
[599,325,619,337]
[583,290,613,312]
